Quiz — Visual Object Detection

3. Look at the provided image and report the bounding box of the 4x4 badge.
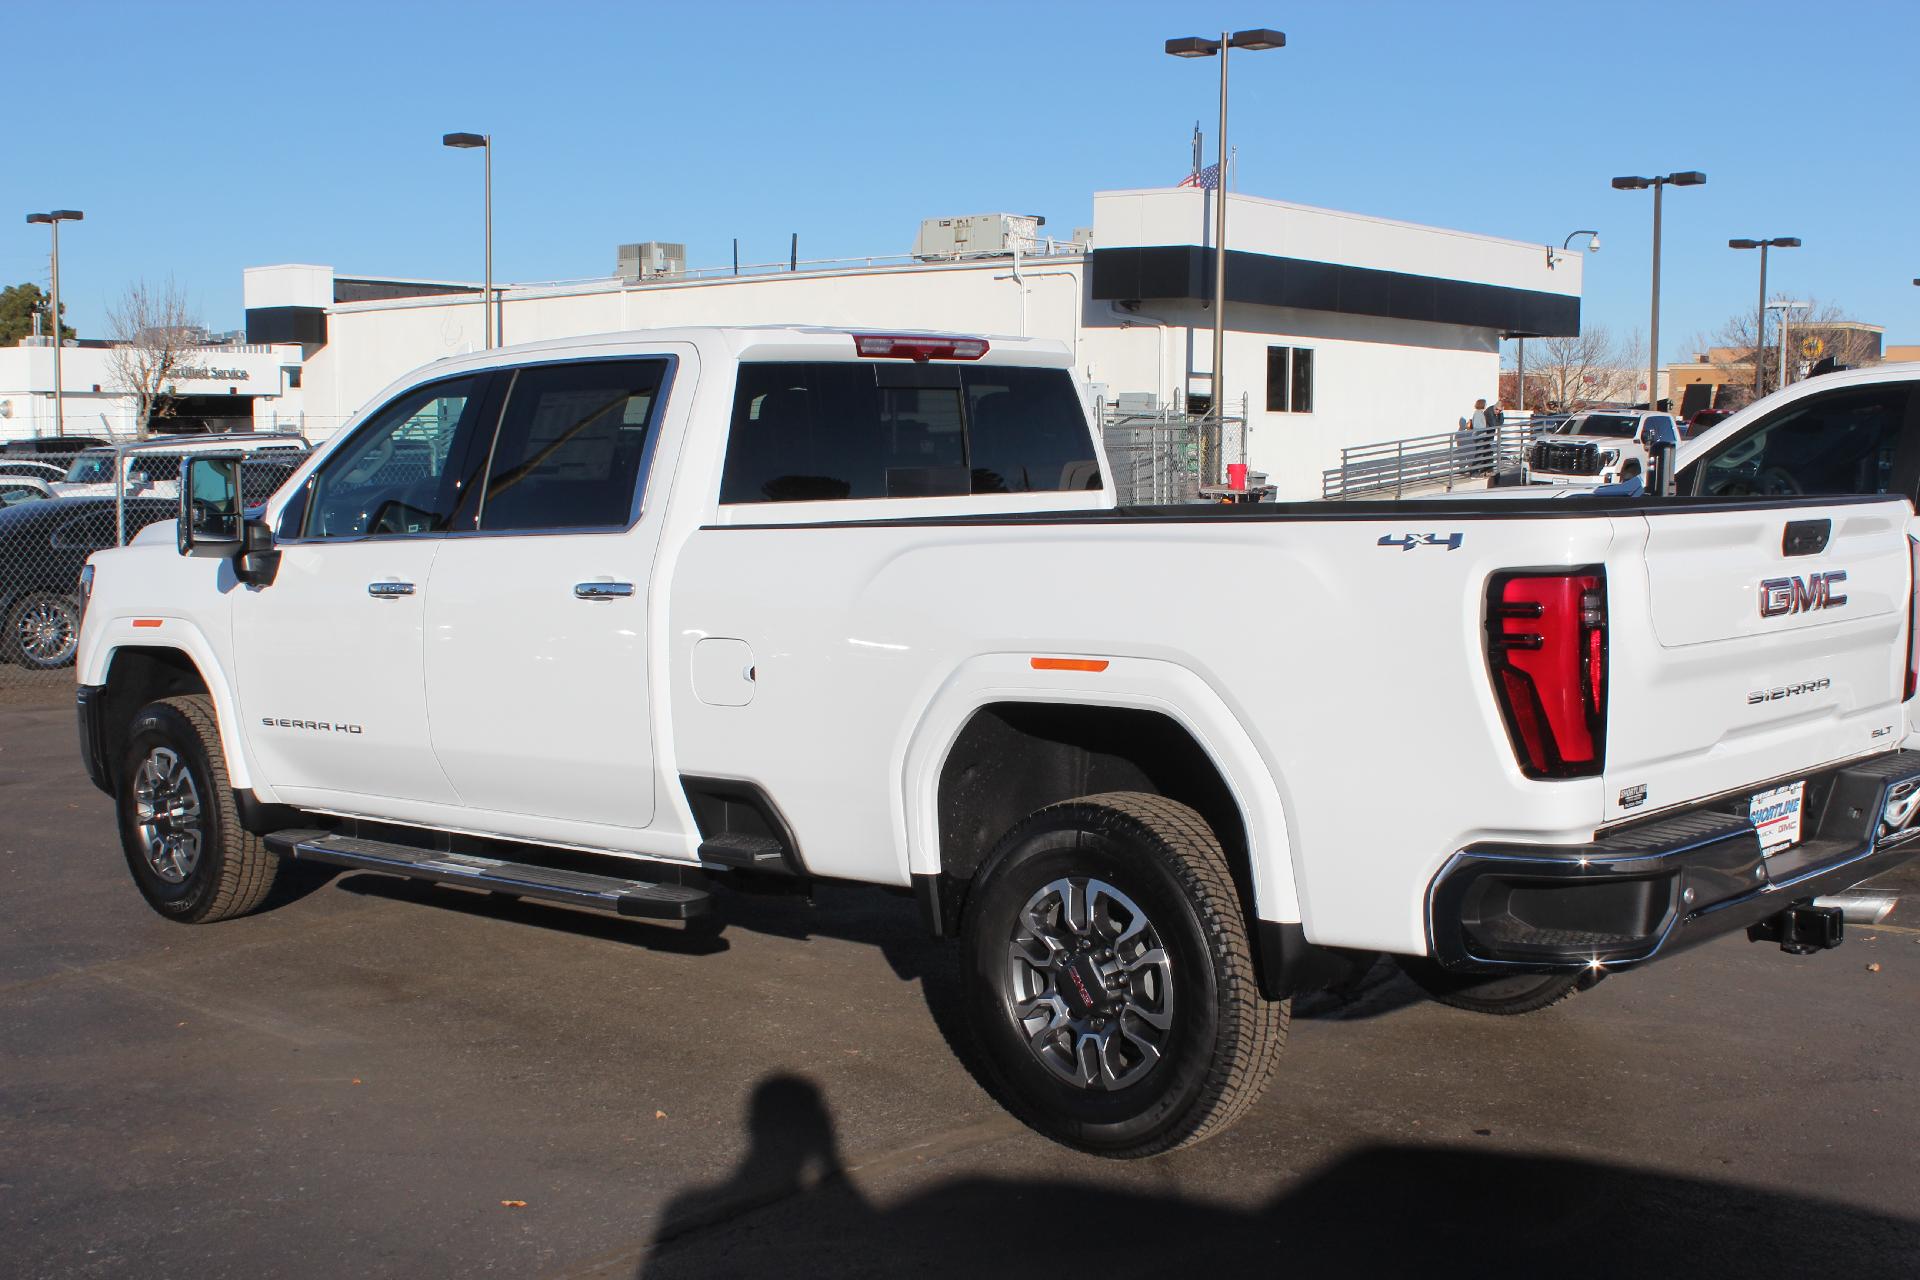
[1378,533,1463,551]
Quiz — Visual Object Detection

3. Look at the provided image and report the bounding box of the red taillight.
[852,334,989,361]
[1906,536,1919,701]
[1487,570,1608,779]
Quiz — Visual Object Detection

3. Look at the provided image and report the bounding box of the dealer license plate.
[1749,781,1805,858]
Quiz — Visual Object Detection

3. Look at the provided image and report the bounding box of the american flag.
[1178,162,1221,191]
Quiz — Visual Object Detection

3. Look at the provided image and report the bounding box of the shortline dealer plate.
[1749,781,1805,858]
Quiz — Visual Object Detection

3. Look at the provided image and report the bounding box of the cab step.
[264,830,711,920]
[697,832,790,871]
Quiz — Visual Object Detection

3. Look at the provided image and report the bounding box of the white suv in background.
[1525,409,1681,486]
[52,432,309,501]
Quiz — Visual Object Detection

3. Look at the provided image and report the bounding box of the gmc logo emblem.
[1759,571,1848,618]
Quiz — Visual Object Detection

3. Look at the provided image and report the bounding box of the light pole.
[1165,28,1285,429]
[1611,171,1705,417]
[442,132,495,348]
[1768,300,1809,389]
[24,209,83,438]
[1729,237,1800,395]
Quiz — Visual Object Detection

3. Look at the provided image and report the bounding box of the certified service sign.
[1749,781,1806,857]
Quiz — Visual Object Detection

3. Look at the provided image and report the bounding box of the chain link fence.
[0,443,306,697]
[1101,407,1255,506]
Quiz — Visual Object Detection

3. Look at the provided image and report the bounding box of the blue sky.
[7,0,1916,362]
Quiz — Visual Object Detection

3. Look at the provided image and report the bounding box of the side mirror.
[178,454,244,557]
[126,469,151,491]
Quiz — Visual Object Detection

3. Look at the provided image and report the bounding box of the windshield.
[63,453,116,485]
[1566,414,1640,439]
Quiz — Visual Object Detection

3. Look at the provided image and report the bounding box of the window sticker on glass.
[1749,780,1805,857]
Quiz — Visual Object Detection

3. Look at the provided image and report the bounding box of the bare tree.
[1693,295,1881,395]
[107,278,202,437]
[1517,324,1640,411]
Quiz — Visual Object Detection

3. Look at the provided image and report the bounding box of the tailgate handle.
[1783,519,1830,557]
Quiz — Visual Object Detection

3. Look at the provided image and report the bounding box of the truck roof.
[395,325,1078,384]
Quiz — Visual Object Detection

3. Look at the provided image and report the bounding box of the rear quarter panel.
[666,511,1624,955]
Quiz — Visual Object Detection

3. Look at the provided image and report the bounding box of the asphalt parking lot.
[3,684,1918,1278]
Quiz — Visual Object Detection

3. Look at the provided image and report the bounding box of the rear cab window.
[719,361,1101,507]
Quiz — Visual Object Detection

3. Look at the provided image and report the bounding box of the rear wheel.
[959,792,1286,1157]
[117,695,281,923]
[7,592,80,669]
[1396,956,1597,1016]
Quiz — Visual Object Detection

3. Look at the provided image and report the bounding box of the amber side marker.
[1030,657,1109,673]
[131,619,164,628]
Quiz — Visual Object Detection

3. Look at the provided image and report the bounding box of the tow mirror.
[178,454,244,557]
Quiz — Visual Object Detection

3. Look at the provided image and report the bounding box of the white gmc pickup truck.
[74,327,1920,1157]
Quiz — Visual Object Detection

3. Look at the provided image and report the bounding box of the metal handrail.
[1322,421,1546,499]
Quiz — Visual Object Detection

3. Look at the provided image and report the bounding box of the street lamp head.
[1164,35,1221,57]
[1729,238,1760,249]
[1773,237,1801,248]
[1227,28,1286,50]
[1611,176,1651,190]
[26,213,51,224]
[50,210,83,222]
[1668,170,1707,186]
[442,132,487,149]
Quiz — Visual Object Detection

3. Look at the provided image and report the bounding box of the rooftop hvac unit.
[912,213,1047,261]
[617,241,687,281]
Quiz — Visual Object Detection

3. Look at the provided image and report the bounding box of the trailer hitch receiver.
[1747,901,1845,955]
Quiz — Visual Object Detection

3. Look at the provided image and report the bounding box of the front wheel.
[117,695,281,923]
[6,592,80,669]
[959,792,1286,1157]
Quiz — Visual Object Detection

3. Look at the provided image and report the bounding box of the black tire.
[1395,956,1597,1016]
[117,695,281,923]
[959,792,1286,1157]
[6,591,81,669]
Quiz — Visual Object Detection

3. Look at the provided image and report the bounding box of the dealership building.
[0,338,303,441]
[239,186,1582,500]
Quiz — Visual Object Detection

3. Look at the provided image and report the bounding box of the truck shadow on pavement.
[637,1074,1920,1279]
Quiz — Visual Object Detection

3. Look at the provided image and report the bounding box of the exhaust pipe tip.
[1811,892,1898,927]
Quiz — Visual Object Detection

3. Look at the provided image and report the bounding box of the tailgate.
[1603,497,1912,824]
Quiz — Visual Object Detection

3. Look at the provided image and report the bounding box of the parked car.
[75,327,1920,1156]
[52,432,309,501]
[0,475,54,505]
[0,460,69,483]
[1685,408,1732,437]
[1,436,109,456]
[1,496,176,669]
[1525,409,1682,485]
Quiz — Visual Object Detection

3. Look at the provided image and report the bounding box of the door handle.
[368,581,416,599]
[574,581,636,600]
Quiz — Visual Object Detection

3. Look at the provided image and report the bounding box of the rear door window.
[1695,386,1914,497]
[720,361,1100,504]
[476,359,668,532]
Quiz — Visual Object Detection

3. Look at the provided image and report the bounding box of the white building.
[0,338,305,442]
[246,187,1583,500]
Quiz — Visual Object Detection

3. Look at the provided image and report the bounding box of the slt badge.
[1378,533,1464,552]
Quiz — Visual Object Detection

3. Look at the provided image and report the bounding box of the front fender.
[81,617,264,796]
